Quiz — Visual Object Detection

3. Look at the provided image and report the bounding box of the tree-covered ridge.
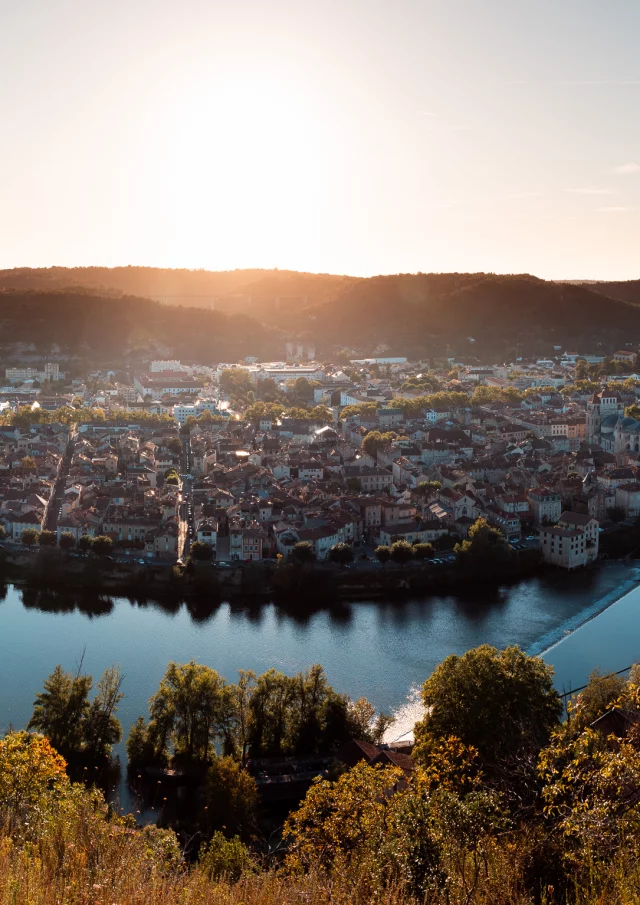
[0,289,278,360]
[2,269,640,358]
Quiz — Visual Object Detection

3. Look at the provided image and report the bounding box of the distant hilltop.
[1,268,640,361]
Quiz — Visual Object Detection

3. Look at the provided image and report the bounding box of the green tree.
[147,661,229,764]
[38,529,57,547]
[165,470,180,486]
[291,541,315,564]
[190,540,214,561]
[21,528,39,547]
[90,535,114,556]
[390,540,414,565]
[413,542,434,560]
[21,455,37,471]
[77,534,92,553]
[362,430,397,458]
[414,645,562,784]
[0,524,7,541]
[202,756,259,839]
[166,437,183,456]
[566,668,628,733]
[199,831,254,880]
[28,665,92,758]
[83,666,124,760]
[328,543,354,566]
[375,545,391,564]
[454,517,512,575]
[59,532,76,551]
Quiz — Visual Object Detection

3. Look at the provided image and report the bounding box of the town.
[1,346,639,578]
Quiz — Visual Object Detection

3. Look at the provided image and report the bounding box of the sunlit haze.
[2,0,640,279]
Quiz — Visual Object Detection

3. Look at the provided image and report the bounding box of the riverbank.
[0,545,547,608]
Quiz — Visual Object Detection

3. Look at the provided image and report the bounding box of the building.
[539,525,588,569]
[613,350,636,364]
[528,489,562,525]
[5,362,61,383]
[344,465,393,493]
[557,511,599,562]
[586,390,624,445]
[134,373,203,396]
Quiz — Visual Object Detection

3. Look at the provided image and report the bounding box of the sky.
[1,0,639,280]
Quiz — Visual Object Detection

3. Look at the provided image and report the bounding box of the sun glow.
[139,68,342,269]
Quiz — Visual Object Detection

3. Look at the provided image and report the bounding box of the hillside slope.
[0,267,357,318]
[294,273,640,357]
[587,279,640,306]
[1,270,639,359]
[0,289,279,362]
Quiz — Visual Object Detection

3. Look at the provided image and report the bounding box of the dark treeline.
[2,271,640,358]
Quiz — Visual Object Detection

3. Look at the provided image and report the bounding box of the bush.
[199,831,253,881]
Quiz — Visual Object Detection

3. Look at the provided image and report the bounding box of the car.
[138,559,146,565]
[432,558,443,565]
[525,535,537,541]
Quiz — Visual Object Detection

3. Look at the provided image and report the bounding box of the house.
[528,488,562,525]
[557,511,599,561]
[616,482,640,518]
[613,350,636,364]
[196,519,218,549]
[344,466,393,493]
[296,525,343,560]
[539,525,589,569]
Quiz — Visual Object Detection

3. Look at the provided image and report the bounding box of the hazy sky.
[1,0,639,279]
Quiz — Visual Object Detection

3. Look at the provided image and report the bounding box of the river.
[1,561,639,811]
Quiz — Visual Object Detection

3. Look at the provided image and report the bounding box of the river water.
[1,562,639,810]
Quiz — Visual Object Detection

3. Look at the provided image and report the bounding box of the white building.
[6,362,61,383]
[539,525,589,569]
[150,360,186,373]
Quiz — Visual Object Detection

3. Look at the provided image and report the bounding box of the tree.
[190,540,213,562]
[83,666,124,760]
[147,661,229,764]
[454,517,512,575]
[566,668,627,733]
[413,542,434,560]
[414,645,562,783]
[390,540,414,565]
[328,543,354,566]
[202,756,259,838]
[607,506,626,524]
[21,528,39,547]
[38,529,57,547]
[165,470,180,486]
[291,541,315,564]
[362,430,397,459]
[375,545,391,564]
[21,455,37,471]
[90,535,114,557]
[59,532,76,551]
[166,437,183,456]
[28,665,92,758]
[0,731,69,821]
[0,524,6,541]
[77,534,92,553]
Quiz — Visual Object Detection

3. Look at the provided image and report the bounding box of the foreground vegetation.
[6,647,640,903]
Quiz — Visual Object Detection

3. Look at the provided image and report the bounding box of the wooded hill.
[1,269,639,359]
[0,289,280,363]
